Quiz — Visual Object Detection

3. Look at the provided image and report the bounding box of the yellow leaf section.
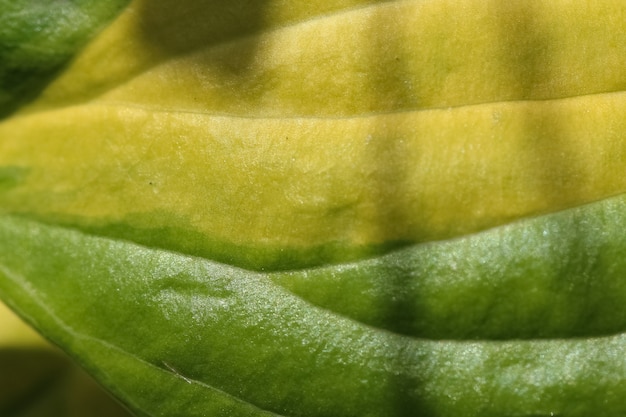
[1,0,626,268]
[2,93,626,265]
[15,0,395,113]
[18,0,626,117]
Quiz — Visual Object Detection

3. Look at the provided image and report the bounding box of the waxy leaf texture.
[1,0,626,416]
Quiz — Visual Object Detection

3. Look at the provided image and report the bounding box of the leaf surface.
[2,1,626,416]
[3,211,626,416]
[1,0,626,270]
[0,0,129,117]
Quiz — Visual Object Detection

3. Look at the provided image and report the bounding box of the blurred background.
[0,301,133,417]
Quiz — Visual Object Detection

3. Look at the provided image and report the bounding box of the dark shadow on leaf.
[135,0,272,77]
[493,2,581,213]
[363,4,435,416]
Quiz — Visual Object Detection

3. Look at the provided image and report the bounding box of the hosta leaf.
[3,212,626,416]
[2,0,626,416]
[1,0,626,270]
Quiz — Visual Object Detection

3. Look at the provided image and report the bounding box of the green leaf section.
[273,192,626,340]
[3,197,626,416]
[0,0,129,117]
